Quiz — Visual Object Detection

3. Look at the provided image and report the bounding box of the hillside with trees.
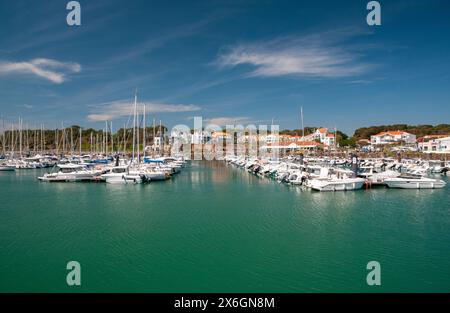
[353,124,450,140]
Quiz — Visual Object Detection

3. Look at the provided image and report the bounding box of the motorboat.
[38,164,98,182]
[305,168,366,192]
[100,166,143,184]
[385,174,446,189]
[0,163,15,171]
[357,166,400,185]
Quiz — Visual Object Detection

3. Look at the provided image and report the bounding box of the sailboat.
[103,90,143,184]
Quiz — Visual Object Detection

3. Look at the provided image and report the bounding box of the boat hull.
[38,173,95,182]
[102,173,142,184]
[385,179,446,189]
[0,166,15,171]
[307,179,365,192]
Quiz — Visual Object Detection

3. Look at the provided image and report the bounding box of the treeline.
[353,124,450,140]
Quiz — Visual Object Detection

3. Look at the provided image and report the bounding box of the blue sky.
[0,0,449,135]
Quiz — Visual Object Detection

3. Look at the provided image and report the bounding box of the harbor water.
[1,161,450,292]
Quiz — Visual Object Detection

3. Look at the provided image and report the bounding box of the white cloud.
[204,116,251,126]
[216,30,373,78]
[87,99,202,122]
[0,58,81,84]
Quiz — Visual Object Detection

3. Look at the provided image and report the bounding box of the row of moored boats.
[223,156,448,191]
[0,154,188,184]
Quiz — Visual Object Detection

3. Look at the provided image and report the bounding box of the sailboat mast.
[153,118,156,157]
[2,118,5,155]
[132,90,137,163]
[11,123,14,157]
[62,122,65,155]
[143,104,146,159]
[79,127,82,156]
[137,106,140,164]
[55,127,58,155]
[70,126,73,156]
[159,120,162,156]
[122,124,126,155]
[105,121,108,156]
[110,121,113,154]
[40,124,43,154]
[19,117,22,158]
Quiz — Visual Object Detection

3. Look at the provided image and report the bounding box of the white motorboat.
[0,164,16,171]
[38,164,98,182]
[305,168,366,192]
[101,166,143,184]
[385,175,446,189]
[358,166,400,185]
[144,169,169,181]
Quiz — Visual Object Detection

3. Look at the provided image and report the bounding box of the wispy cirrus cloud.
[87,99,202,122]
[0,58,81,84]
[216,29,374,78]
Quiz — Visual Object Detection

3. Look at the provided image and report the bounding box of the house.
[437,137,450,153]
[418,135,450,153]
[370,131,416,145]
[323,134,336,147]
[314,128,328,142]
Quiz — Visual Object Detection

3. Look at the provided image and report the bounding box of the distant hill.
[353,124,450,140]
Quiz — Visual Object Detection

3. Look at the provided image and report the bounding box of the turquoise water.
[1,161,450,292]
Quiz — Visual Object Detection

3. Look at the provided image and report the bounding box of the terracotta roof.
[298,141,322,146]
[317,128,328,134]
[211,132,229,138]
[265,141,321,147]
[373,130,410,137]
[417,135,449,142]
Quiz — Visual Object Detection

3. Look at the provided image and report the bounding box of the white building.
[419,136,450,153]
[438,137,450,153]
[314,128,328,142]
[371,131,416,145]
[323,134,336,147]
